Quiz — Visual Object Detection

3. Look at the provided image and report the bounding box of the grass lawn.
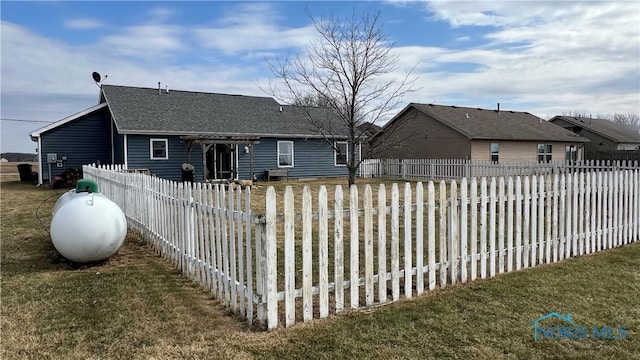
[2,176,639,359]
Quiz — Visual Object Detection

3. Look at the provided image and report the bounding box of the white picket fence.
[360,158,639,180]
[258,167,640,329]
[84,164,640,330]
[83,165,258,325]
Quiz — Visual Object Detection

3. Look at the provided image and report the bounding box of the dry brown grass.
[2,176,639,359]
[0,161,37,176]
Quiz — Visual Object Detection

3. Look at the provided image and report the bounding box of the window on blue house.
[277,141,293,167]
[150,138,168,160]
[335,141,348,166]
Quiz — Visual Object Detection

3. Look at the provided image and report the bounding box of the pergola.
[181,135,261,181]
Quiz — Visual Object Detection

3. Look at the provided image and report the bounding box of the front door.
[206,144,236,180]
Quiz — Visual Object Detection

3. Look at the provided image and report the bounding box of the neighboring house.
[356,122,382,159]
[30,84,358,184]
[549,116,640,158]
[368,103,589,162]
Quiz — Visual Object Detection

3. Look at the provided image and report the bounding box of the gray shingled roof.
[411,103,589,142]
[550,116,640,144]
[101,85,348,137]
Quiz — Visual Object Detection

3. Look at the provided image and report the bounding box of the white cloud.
[193,3,316,54]
[389,1,640,117]
[98,24,186,58]
[63,18,104,30]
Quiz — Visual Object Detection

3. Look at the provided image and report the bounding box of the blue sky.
[1,1,639,153]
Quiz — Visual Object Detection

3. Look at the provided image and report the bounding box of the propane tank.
[50,179,127,263]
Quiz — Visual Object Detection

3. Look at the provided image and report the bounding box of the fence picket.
[404,183,413,297]
[449,180,458,284]
[318,186,329,318]
[228,185,238,311]
[391,184,400,300]
[284,186,295,327]
[334,186,344,313]
[364,185,374,305]
[538,176,545,264]
[350,186,359,309]
[552,174,559,263]
[515,177,522,270]
[302,186,313,321]
[480,178,488,279]
[416,183,425,293]
[427,182,436,291]
[439,181,448,286]
[378,185,387,302]
[507,177,514,272]
[470,178,478,280]
[265,187,278,330]
[489,178,496,278]
[460,178,468,282]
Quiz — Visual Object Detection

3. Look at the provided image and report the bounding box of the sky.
[1,0,639,153]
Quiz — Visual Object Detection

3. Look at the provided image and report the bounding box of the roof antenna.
[158,82,161,96]
[497,102,500,114]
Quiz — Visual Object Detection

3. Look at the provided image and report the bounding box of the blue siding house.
[30,84,358,184]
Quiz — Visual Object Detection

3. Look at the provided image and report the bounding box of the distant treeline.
[1,153,38,162]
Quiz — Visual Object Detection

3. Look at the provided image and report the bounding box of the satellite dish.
[92,72,101,83]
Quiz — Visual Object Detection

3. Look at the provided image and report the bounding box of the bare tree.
[266,9,417,186]
[612,113,640,127]
[562,111,640,128]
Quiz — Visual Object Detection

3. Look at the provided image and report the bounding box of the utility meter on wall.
[47,153,58,163]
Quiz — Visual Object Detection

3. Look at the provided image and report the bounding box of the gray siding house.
[549,116,640,159]
[30,84,358,184]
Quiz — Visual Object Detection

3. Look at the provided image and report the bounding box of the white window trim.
[335,141,348,167]
[277,140,294,168]
[150,138,169,160]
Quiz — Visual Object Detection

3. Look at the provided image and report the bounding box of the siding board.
[39,107,111,182]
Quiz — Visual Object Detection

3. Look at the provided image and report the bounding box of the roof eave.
[470,136,590,143]
[116,129,348,139]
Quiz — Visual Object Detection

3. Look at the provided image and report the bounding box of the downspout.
[235,144,239,180]
[37,136,43,185]
[123,134,128,169]
[110,116,115,164]
[358,142,362,177]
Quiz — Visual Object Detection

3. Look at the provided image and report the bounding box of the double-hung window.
[150,138,168,160]
[490,143,499,163]
[537,144,552,163]
[335,141,348,166]
[565,145,577,162]
[277,141,293,167]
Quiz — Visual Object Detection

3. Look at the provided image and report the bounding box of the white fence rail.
[84,164,640,330]
[360,159,639,180]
